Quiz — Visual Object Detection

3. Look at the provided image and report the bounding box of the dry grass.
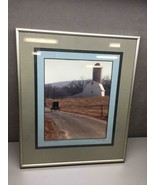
[45,96,110,120]
[44,96,110,140]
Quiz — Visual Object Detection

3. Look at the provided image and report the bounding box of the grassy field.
[45,96,110,120]
[44,96,110,140]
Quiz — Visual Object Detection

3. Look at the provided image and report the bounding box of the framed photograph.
[16,28,140,168]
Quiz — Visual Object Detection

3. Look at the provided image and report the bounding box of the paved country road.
[45,111,107,139]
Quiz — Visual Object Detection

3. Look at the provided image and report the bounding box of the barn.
[72,63,105,97]
[82,80,105,97]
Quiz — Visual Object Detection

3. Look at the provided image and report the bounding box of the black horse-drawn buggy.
[51,101,60,111]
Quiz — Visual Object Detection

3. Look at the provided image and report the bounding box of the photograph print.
[44,58,113,141]
[35,49,121,147]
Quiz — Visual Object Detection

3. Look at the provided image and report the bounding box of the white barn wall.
[82,81,105,97]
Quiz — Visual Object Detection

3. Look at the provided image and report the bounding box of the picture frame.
[16,28,140,168]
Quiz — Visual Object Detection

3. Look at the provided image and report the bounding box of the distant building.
[82,80,105,97]
[93,63,102,83]
[73,63,105,97]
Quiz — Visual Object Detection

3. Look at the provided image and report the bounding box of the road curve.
[45,111,107,139]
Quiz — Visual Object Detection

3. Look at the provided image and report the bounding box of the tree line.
[45,76,111,99]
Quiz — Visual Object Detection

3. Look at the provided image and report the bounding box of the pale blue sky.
[45,59,112,84]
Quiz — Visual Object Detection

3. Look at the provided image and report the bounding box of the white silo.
[92,63,102,83]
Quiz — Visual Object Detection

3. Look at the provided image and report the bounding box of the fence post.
[101,105,103,117]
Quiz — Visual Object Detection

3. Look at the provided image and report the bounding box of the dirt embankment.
[45,117,67,140]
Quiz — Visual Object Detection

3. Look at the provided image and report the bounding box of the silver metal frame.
[16,28,140,168]
[16,27,140,39]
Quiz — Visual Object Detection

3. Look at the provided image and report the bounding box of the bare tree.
[45,77,92,98]
[44,84,53,98]
[102,76,111,96]
[65,77,91,96]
